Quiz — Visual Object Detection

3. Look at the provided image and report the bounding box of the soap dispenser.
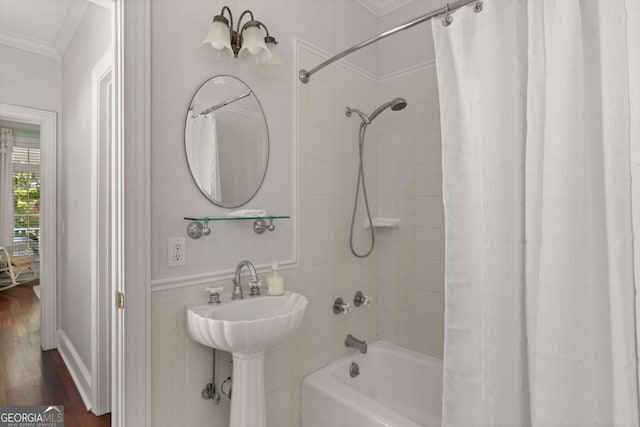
[266,264,285,296]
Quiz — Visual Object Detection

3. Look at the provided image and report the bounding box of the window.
[12,140,40,253]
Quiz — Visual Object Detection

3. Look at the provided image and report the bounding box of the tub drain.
[350,362,360,378]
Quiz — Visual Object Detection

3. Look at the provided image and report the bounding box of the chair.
[0,244,38,292]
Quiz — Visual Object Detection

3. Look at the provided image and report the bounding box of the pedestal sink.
[187,291,308,427]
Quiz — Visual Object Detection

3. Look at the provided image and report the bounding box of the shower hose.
[349,122,375,258]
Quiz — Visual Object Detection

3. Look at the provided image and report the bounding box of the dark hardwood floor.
[0,283,111,426]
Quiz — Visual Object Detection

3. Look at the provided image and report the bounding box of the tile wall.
[375,65,445,359]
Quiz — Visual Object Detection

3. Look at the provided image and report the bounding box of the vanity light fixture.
[202,6,282,73]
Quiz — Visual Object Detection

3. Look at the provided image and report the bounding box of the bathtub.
[302,341,443,427]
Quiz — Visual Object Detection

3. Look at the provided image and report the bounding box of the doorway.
[0,107,109,424]
[0,106,57,352]
[0,0,115,423]
[0,0,150,424]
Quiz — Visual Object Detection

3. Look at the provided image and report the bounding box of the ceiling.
[353,0,416,17]
[0,0,89,58]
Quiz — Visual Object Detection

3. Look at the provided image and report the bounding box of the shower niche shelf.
[364,217,401,229]
[184,215,290,239]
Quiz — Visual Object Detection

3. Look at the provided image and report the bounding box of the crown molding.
[379,59,436,82]
[0,0,93,59]
[353,0,416,17]
[297,38,378,82]
[0,31,60,58]
[87,0,114,9]
[54,1,88,57]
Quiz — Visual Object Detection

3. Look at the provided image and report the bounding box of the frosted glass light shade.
[202,19,233,60]
[238,25,271,64]
[260,39,283,75]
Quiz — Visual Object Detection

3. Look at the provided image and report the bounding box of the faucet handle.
[354,291,371,307]
[249,279,261,297]
[206,286,224,304]
[333,297,351,315]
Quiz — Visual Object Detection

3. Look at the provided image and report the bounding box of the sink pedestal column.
[229,352,266,427]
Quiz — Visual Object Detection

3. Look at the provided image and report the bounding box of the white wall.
[58,2,111,378]
[150,0,380,423]
[0,44,61,112]
[151,0,378,283]
[376,0,448,77]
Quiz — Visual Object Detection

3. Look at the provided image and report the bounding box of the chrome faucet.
[345,334,367,354]
[232,260,260,300]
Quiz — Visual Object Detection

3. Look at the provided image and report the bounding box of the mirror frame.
[184,74,270,208]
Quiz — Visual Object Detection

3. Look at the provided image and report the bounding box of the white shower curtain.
[185,112,221,199]
[0,128,14,245]
[434,1,640,426]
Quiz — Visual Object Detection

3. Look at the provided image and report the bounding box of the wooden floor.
[0,283,111,427]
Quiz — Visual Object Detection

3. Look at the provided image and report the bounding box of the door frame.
[0,0,151,423]
[0,104,57,352]
[91,48,113,416]
[113,0,151,425]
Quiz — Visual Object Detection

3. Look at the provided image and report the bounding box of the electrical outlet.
[168,237,186,267]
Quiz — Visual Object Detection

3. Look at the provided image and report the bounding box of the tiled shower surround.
[151,45,444,426]
[376,65,445,357]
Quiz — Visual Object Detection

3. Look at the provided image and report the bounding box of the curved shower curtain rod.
[299,0,483,84]
[190,90,253,115]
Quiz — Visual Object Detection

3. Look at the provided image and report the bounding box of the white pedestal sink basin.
[187,291,308,427]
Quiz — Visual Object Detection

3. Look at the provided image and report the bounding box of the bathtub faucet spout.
[345,334,367,354]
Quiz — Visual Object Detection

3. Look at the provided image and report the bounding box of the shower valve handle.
[354,291,371,307]
[333,298,351,315]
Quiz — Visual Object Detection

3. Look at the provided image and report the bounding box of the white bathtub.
[302,341,443,427]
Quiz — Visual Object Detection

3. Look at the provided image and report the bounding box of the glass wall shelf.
[184,216,290,239]
[183,215,290,221]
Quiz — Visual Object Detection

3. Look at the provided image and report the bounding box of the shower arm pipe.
[196,90,252,115]
[299,0,480,84]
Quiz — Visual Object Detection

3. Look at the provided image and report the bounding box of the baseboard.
[57,329,92,411]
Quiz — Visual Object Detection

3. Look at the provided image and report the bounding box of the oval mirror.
[184,75,269,208]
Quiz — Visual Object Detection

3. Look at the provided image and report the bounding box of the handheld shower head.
[390,98,408,111]
[368,97,408,122]
[345,98,407,124]
[344,96,408,259]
